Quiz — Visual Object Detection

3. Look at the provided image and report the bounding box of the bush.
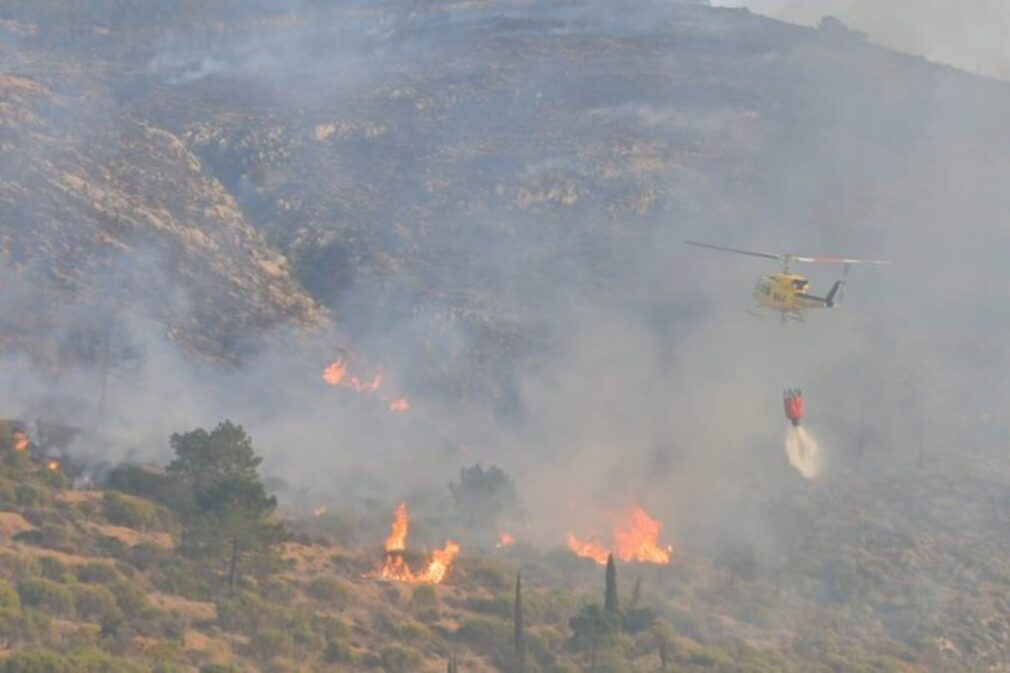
[1,649,69,673]
[378,644,423,673]
[0,579,20,610]
[410,584,439,611]
[73,585,123,625]
[455,616,511,651]
[17,579,74,616]
[102,491,169,530]
[110,580,152,617]
[15,482,51,507]
[105,464,185,510]
[306,576,348,604]
[0,476,16,502]
[249,629,295,660]
[76,562,118,585]
[324,639,358,664]
[38,556,72,583]
[199,665,239,673]
[0,608,51,644]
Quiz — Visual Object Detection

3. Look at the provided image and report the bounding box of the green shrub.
[73,585,124,625]
[378,644,423,673]
[102,491,168,530]
[76,562,119,584]
[105,464,185,509]
[38,556,72,583]
[306,576,348,604]
[410,584,439,611]
[0,607,52,645]
[15,482,51,507]
[1,649,70,673]
[110,580,152,617]
[249,629,295,660]
[0,579,20,610]
[0,475,16,502]
[0,552,39,580]
[324,639,358,664]
[17,579,74,615]
[455,616,511,651]
[199,665,239,673]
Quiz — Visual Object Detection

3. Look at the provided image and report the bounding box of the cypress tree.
[514,571,526,673]
[604,553,619,615]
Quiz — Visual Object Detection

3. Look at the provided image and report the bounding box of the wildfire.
[312,506,327,517]
[12,431,29,452]
[496,532,515,548]
[322,359,348,386]
[322,359,410,413]
[46,459,61,472]
[388,397,411,413]
[567,505,674,565]
[364,502,461,584]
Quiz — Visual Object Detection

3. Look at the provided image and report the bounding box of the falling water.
[785,425,824,479]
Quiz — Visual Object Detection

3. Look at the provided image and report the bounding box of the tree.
[168,421,286,587]
[448,464,521,531]
[514,572,526,673]
[604,554,619,615]
[167,421,262,505]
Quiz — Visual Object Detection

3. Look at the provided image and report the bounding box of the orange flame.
[567,505,673,565]
[323,359,409,414]
[323,359,347,386]
[313,506,327,517]
[388,397,411,413]
[496,532,515,549]
[365,503,460,584]
[46,459,61,472]
[566,533,610,565]
[13,432,29,452]
[385,502,409,552]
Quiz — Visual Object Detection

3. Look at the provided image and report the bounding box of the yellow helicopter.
[686,241,888,321]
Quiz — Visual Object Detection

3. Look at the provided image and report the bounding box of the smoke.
[4,2,1010,588]
[784,426,824,480]
[711,0,1010,80]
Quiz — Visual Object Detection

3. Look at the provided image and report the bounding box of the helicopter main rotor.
[685,241,889,273]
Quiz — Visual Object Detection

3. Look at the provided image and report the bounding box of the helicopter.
[686,241,888,321]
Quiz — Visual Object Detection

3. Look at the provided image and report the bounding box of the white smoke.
[785,425,824,480]
[711,0,1010,80]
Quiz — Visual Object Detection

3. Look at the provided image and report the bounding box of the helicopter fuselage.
[753,272,838,313]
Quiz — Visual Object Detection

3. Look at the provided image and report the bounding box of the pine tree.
[630,575,642,609]
[514,571,526,673]
[604,554,619,615]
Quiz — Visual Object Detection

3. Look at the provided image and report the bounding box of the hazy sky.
[712,0,1010,80]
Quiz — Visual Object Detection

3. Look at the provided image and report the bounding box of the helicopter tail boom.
[825,280,843,307]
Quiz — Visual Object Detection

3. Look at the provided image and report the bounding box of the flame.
[388,397,411,413]
[323,359,409,414]
[46,459,61,472]
[323,359,347,386]
[567,504,674,565]
[566,533,610,565]
[13,432,29,452]
[496,532,514,548]
[365,503,460,584]
[385,502,409,552]
[313,506,327,517]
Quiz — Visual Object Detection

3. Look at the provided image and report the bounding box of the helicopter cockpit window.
[793,279,808,290]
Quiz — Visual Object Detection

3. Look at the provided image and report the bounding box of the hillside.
[2,2,1010,673]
